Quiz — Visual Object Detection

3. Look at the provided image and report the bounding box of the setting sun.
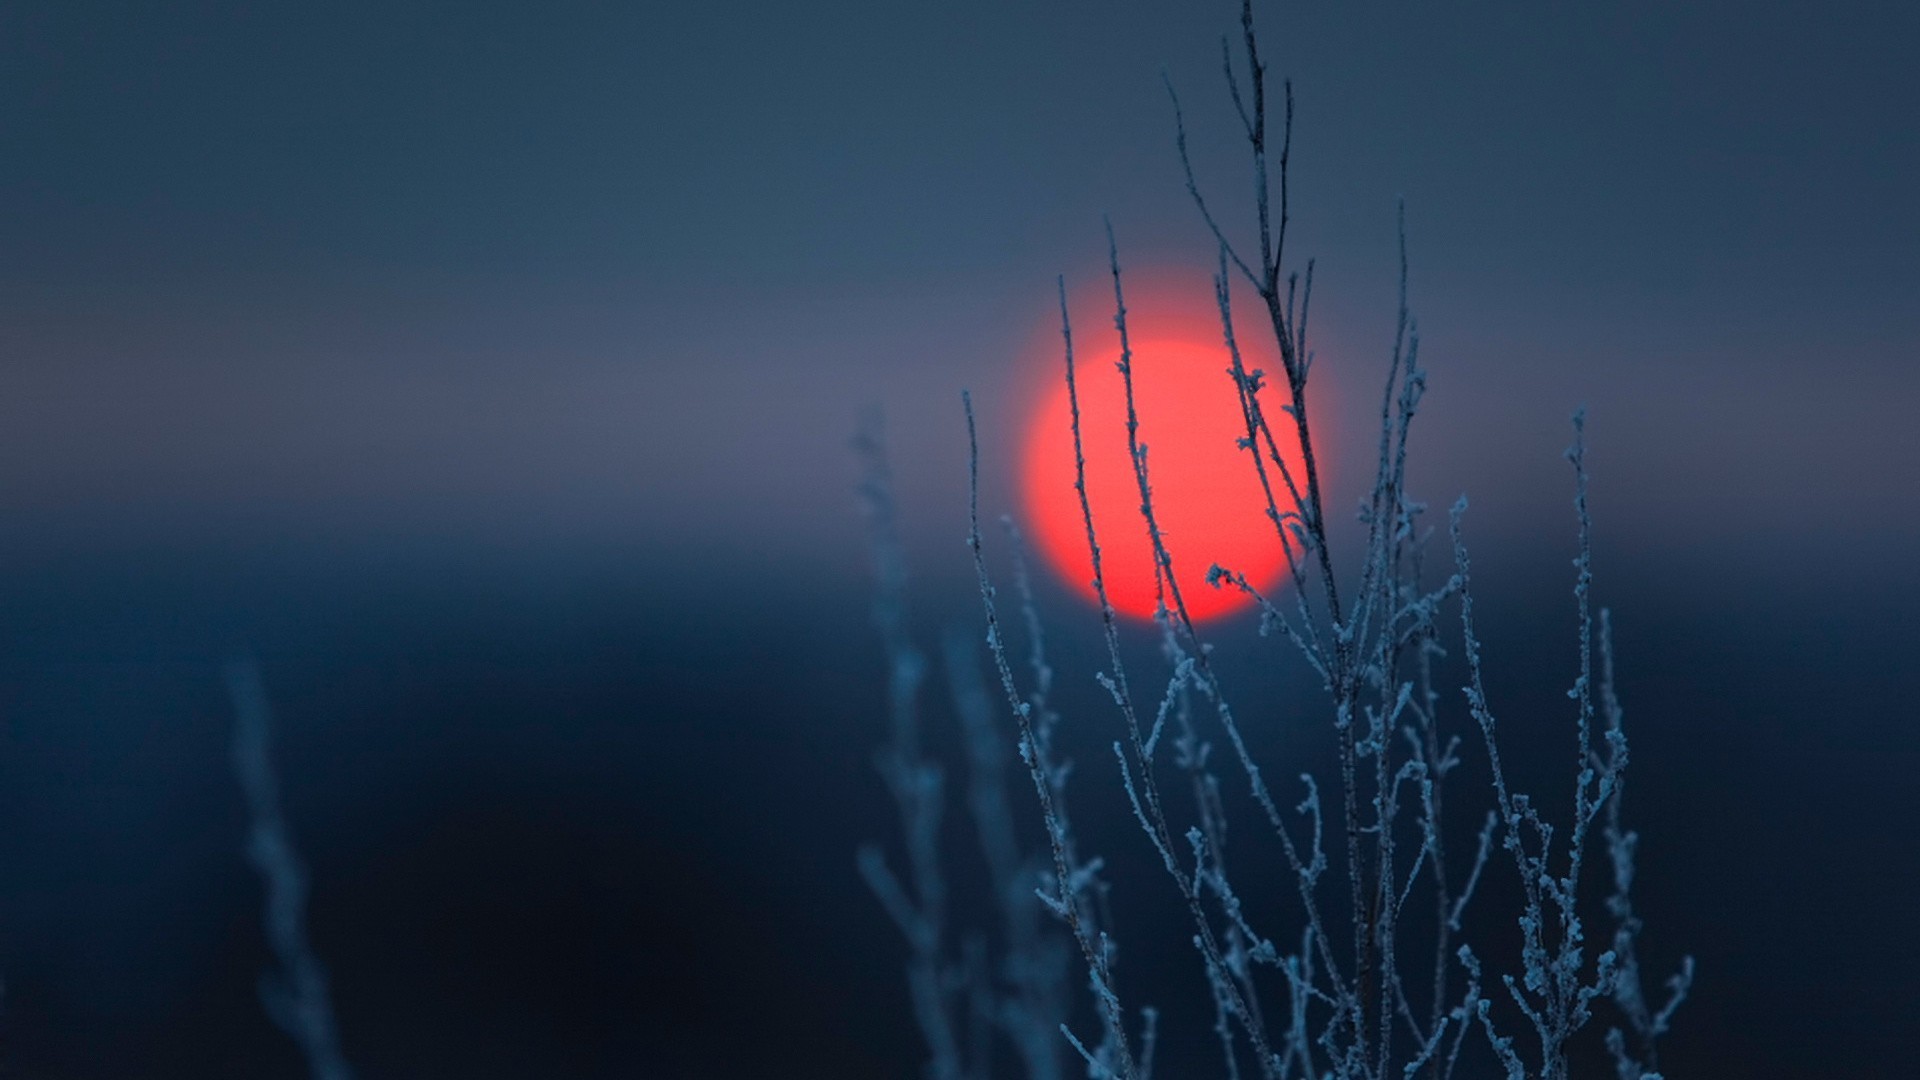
[1020,325,1309,623]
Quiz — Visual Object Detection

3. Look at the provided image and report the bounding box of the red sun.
[1020,326,1310,623]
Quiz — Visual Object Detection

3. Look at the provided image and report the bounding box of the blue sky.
[2,0,1914,591]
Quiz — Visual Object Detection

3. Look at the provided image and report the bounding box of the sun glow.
[1019,310,1312,623]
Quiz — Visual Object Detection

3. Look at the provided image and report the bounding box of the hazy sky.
[2,0,1915,593]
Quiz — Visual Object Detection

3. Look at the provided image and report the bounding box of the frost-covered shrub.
[859,4,1689,1077]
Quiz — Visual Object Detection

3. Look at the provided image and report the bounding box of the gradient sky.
[0,2,1916,1076]
[3,0,1915,584]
